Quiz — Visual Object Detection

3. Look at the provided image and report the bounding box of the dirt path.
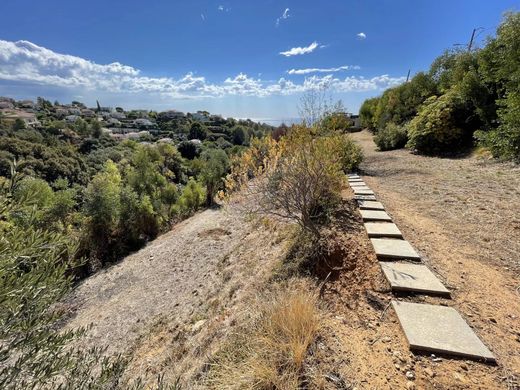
[63,198,291,386]
[346,130,520,388]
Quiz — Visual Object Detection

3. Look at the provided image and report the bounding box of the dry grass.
[208,281,321,389]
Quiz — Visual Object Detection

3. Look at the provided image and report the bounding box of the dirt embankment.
[64,197,293,386]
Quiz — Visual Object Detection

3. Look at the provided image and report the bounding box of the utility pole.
[406,69,411,82]
[468,28,477,52]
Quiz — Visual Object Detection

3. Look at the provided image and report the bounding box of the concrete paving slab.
[347,174,360,179]
[353,186,371,192]
[370,238,421,260]
[365,222,403,238]
[354,195,377,201]
[348,178,363,182]
[349,182,367,187]
[360,210,392,221]
[353,188,375,195]
[358,200,385,210]
[392,301,495,362]
[380,262,450,296]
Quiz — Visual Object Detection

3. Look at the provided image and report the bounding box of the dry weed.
[208,281,321,389]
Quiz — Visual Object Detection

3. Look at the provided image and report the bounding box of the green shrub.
[335,134,363,172]
[200,149,229,206]
[406,92,466,155]
[0,180,126,389]
[374,122,408,151]
[476,91,520,161]
[173,179,206,215]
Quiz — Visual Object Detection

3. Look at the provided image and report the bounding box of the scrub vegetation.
[360,12,520,160]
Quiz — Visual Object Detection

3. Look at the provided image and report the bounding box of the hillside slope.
[63,198,291,385]
[62,137,519,388]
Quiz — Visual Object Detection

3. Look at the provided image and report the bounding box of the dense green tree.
[199,149,229,206]
[91,120,103,138]
[321,112,351,132]
[189,122,207,140]
[232,125,248,145]
[0,172,125,389]
[374,123,408,151]
[119,186,159,246]
[0,137,88,184]
[406,91,467,154]
[156,142,185,182]
[83,160,122,264]
[359,97,379,130]
[173,178,205,215]
[476,12,520,160]
[360,11,520,159]
[36,96,53,110]
[125,146,166,199]
[12,118,26,131]
[177,140,200,159]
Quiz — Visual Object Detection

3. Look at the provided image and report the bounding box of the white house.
[18,100,36,109]
[55,108,69,118]
[81,109,96,118]
[158,110,185,120]
[134,118,154,128]
[191,111,209,122]
[68,108,82,116]
[65,115,80,123]
[111,112,126,120]
[0,101,14,110]
[107,118,122,127]
[24,117,41,127]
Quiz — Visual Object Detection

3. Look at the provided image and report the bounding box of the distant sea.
[246,117,302,127]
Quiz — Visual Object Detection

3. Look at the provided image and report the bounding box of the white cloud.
[0,40,405,99]
[287,65,361,75]
[357,32,366,39]
[218,5,224,11]
[201,13,206,21]
[279,41,319,57]
[276,8,290,26]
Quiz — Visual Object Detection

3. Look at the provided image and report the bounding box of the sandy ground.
[64,197,292,386]
[331,130,520,389]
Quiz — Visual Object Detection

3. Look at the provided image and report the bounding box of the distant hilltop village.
[0,96,362,142]
[0,96,276,143]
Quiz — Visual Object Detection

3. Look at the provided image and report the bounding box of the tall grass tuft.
[208,283,321,389]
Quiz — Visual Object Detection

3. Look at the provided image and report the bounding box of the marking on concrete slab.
[358,200,384,210]
[355,195,377,201]
[365,222,402,238]
[360,210,392,222]
[353,188,375,195]
[380,262,450,296]
[370,238,421,260]
[392,301,495,362]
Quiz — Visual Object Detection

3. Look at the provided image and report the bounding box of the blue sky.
[0,0,517,121]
